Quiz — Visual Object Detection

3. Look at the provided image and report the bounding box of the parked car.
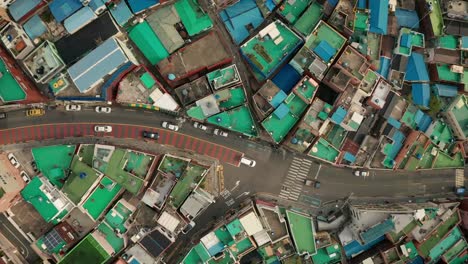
[0,112,6,119]
[143,131,159,140]
[94,125,112,133]
[26,108,45,117]
[7,153,20,168]
[65,104,81,111]
[20,171,30,183]
[31,161,38,172]
[354,170,369,177]
[193,122,208,131]
[182,221,196,234]
[95,106,111,113]
[240,157,256,167]
[214,129,228,137]
[304,179,321,189]
[162,121,179,131]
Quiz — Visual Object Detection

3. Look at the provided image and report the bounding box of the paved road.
[0,214,38,263]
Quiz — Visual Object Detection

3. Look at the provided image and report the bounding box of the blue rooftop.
[273,103,290,119]
[433,84,458,97]
[378,57,390,78]
[8,0,42,21]
[401,34,412,48]
[272,64,301,93]
[343,237,385,258]
[314,40,336,62]
[360,219,395,244]
[109,0,134,26]
[395,8,420,29]
[49,0,83,23]
[357,0,366,9]
[68,38,129,93]
[414,110,432,132]
[405,53,429,82]
[127,0,159,14]
[270,90,287,108]
[64,6,97,34]
[331,107,347,124]
[343,152,356,163]
[23,15,47,40]
[387,117,401,129]
[220,0,264,44]
[462,36,468,49]
[412,83,430,108]
[369,0,389,34]
[88,0,105,13]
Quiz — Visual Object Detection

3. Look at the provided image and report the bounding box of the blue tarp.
[220,0,264,44]
[433,84,458,97]
[23,15,47,40]
[401,34,412,48]
[109,0,134,26]
[395,8,420,29]
[387,117,401,129]
[273,103,290,119]
[412,83,430,108]
[378,57,390,78]
[314,40,336,62]
[343,237,385,258]
[64,7,97,34]
[405,53,429,82]
[272,64,301,93]
[331,107,347,124]
[343,152,356,163]
[127,0,159,14]
[49,0,83,22]
[68,38,128,92]
[8,0,42,21]
[270,90,287,108]
[369,0,388,34]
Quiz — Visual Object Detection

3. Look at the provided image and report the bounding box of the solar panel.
[43,229,64,250]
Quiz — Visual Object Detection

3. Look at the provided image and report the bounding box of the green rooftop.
[206,65,241,90]
[437,64,462,82]
[446,95,468,139]
[241,21,302,80]
[230,237,253,258]
[219,87,246,110]
[169,163,206,208]
[21,177,61,223]
[444,239,467,263]
[182,243,211,264]
[104,201,133,233]
[0,58,26,102]
[305,20,346,62]
[62,157,101,205]
[32,145,76,188]
[128,21,169,65]
[97,222,124,252]
[215,227,235,246]
[207,251,234,264]
[174,0,213,36]
[433,151,464,169]
[262,109,299,143]
[207,105,259,137]
[438,35,458,49]
[293,2,323,36]
[396,28,425,56]
[311,244,341,264]
[294,77,317,102]
[429,227,463,261]
[158,155,189,178]
[82,177,122,221]
[354,12,369,31]
[308,138,340,163]
[428,120,454,146]
[226,218,244,237]
[286,210,316,255]
[59,234,110,264]
[279,0,310,24]
[419,210,460,258]
[426,0,444,36]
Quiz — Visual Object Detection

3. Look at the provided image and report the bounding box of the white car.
[162,121,179,131]
[65,104,81,111]
[7,153,20,168]
[354,170,369,177]
[95,106,111,113]
[94,125,113,133]
[240,157,256,167]
[193,122,207,131]
[20,171,30,183]
[214,129,228,137]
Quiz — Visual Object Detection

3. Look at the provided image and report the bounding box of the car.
[7,153,20,168]
[95,106,111,113]
[65,104,81,111]
[304,179,321,189]
[354,170,369,177]
[94,125,112,133]
[31,161,38,172]
[143,131,159,140]
[162,121,179,131]
[182,221,196,234]
[240,157,256,167]
[26,108,45,117]
[214,129,228,137]
[193,122,208,131]
[0,112,6,119]
[20,171,30,183]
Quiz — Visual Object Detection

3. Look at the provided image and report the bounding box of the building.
[67,37,136,93]
[63,6,98,34]
[443,95,468,140]
[22,41,65,84]
[138,227,175,260]
[0,22,35,60]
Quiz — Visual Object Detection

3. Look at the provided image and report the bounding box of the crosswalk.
[279,157,313,201]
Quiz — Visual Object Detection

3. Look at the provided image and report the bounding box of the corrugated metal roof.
[68,38,128,92]
[8,0,42,21]
[395,8,420,29]
[128,21,169,65]
[412,83,430,108]
[64,6,97,34]
[175,0,213,36]
[433,84,458,97]
[314,40,336,62]
[405,52,429,82]
[49,0,83,23]
[127,0,159,14]
[369,0,389,34]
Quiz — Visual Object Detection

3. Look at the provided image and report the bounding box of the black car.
[31,161,38,172]
[0,112,6,119]
[143,131,159,140]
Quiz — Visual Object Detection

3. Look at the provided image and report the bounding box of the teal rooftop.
[305,20,347,64]
[286,210,316,255]
[206,65,241,90]
[207,105,259,137]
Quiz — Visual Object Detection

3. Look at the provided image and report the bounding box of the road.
[0,214,37,263]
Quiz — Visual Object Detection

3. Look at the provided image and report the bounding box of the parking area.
[8,198,53,238]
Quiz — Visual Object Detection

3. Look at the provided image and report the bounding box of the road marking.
[0,221,29,258]
[314,164,322,180]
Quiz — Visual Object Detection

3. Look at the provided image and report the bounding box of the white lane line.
[314,164,322,180]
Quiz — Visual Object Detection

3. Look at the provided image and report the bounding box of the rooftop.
[446,95,468,139]
[174,0,213,37]
[206,105,258,137]
[31,145,76,188]
[182,243,212,264]
[145,5,184,54]
[206,64,242,90]
[169,163,207,208]
[426,0,444,37]
[158,155,190,178]
[308,137,340,163]
[128,21,169,65]
[0,57,26,102]
[220,0,265,44]
[59,234,111,264]
[278,0,309,24]
[293,2,323,36]
[286,210,316,255]
[81,177,122,221]
[311,243,342,264]
[305,20,346,64]
[240,20,303,80]
[61,156,101,205]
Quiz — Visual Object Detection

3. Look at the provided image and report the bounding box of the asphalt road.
[0,214,38,263]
